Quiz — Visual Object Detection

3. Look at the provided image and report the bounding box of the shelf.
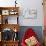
[0,7,19,24]
[2,40,19,43]
[0,24,20,32]
[2,12,19,16]
[0,7,19,10]
[1,15,18,24]
[0,40,19,46]
[0,7,19,16]
[2,40,19,46]
[0,7,19,46]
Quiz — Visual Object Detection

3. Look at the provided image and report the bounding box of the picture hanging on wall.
[22,8,37,19]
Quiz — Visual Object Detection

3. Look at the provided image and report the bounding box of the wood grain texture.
[3,41,19,46]
[0,7,19,46]
[0,24,20,32]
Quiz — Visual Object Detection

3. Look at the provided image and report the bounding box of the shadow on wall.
[18,26,43,44]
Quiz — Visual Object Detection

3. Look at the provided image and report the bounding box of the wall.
[0,0,15,7]
[18,0,44,26]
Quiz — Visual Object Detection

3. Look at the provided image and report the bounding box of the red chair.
[21,28,41,46]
